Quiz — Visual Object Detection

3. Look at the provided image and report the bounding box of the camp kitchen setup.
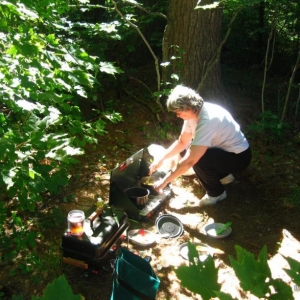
[60,145,176,271]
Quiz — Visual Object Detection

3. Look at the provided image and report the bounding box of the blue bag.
[110,248,160,300]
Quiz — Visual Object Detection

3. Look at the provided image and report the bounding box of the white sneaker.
[220,174,235,185]
[199,191,227,207]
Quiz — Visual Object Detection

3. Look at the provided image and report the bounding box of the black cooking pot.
[155,214,184,238]
[140,176,160,195]
[124,187,150,208]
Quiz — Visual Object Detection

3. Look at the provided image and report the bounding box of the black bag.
[110,248,160,300]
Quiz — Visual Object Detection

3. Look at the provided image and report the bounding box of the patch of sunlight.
[169,186,200,210]
[167,270,202,300]
[268,229,300,299]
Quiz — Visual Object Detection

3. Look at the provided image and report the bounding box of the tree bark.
[162,0,225,100]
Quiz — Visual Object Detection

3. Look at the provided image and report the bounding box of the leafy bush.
[246,111,290,147]
[0,0,122,265]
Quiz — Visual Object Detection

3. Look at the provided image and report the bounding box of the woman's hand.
[149,159,163,174]
[153,178,168,193]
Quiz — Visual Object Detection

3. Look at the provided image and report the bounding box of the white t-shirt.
[181,102,249,154]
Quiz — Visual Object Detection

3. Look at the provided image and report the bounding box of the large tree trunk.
[162,0,225,100]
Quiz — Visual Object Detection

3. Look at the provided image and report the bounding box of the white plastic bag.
[147,144,195,176]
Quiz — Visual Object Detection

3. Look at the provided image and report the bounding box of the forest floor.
[1,67,300,300]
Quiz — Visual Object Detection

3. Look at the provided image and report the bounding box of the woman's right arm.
[149,131,192,173]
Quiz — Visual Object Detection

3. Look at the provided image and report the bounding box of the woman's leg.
[193,147,252,197]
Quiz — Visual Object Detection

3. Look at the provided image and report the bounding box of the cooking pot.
[140,176,160,195]
[124,187,150,208]
[155,214,184,238]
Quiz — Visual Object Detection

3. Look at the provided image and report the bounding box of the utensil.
[205,222,232,239]
[147,173,152,184]
[140,175,160,195]
[216,222,232,235]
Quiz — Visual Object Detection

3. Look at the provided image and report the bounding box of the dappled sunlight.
[169,182,203,210]
[268,229,300,298]
[166,270,202,300]
[216,260,249,299]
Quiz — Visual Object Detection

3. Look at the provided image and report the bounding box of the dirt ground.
[1,72,300,300]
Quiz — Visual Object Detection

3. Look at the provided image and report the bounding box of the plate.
[205,223,232,239]
[179,242,212,261]
[127,229,157,246]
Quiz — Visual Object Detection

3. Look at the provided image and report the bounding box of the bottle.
[96,198,104,210]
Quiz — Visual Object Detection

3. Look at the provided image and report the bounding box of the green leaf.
[6,45,18,57]
[214,291,237,300]
[283,256,300,286]
[73,70,94,86]
[16,3,39,20]
[268,278,293,299]
[175,241,220,300]
[32,275,83,300]
[2,168,17,189]
[99,61,123,75]
[0,18,8,28]
[14,41,40,56]
[16,100,38,111]
[28,169,35,179]
[229,245,271,298]
[75,87,87,98]
[26,231,37,248]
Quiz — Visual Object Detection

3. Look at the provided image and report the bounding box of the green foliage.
[246,111,290,145]
[177,243,297,299]
[284,256,300,286]
[230,245,293,299]
[229,245,271,297]
[175,241,222,300]
[10,272,81,299]
[0,0,123,268]
[31,274,83,300]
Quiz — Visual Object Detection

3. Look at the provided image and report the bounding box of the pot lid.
[155,214,184,238]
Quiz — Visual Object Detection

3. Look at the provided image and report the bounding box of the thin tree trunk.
[281,48,300,122]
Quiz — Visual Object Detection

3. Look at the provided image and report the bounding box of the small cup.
[67,210,85,237]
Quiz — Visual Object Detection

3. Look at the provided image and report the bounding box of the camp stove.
[61,147,172,270]
[61,206,129,270]
[109,147,173,220]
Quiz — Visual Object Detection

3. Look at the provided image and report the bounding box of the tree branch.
[123,0,167,20]
[111,0,165,120]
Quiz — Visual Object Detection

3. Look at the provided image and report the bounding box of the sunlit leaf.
[28,169,35,179]
[16,3,38,19]
[75,87,87,98]
[16,100,37,111]
[62,146,83,156]
[99,62,123,75]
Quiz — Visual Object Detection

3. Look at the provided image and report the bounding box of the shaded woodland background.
[0,0,300,299]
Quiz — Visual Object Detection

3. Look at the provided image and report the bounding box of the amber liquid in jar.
[67,210,85,237]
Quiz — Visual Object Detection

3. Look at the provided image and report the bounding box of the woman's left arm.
[154,145,207,191]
